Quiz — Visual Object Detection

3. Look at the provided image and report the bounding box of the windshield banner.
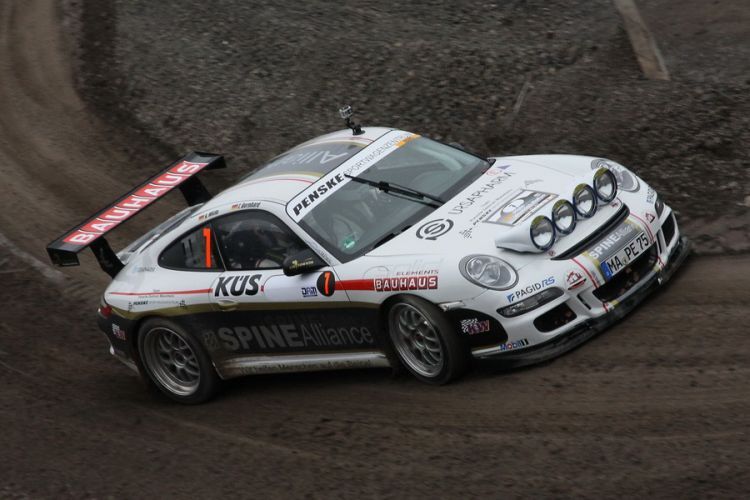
[286,130,417,222]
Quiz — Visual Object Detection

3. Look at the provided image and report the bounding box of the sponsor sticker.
[645,212,656,223]
[301,286,318,298]
[373,275,438,292]
[447,172,514,215]
[415,219,453,240]
[584,222,638,261]
[231,201,261,210]
[460,318,491,335]
[214,274,263,297]
[506,277,555,303]
[317,271,336,297]
[288,131,415,221]
[112,323,127,340]
[483,189,557,226]
[203,321,376,353]
[565,270,586,290]
[499,338,530,352]
[62,160,208,245]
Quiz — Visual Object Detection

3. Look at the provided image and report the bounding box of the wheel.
[387,296,468,384]
[137,318,220,404]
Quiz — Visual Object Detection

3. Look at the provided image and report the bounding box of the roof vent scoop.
[339,104,364,135]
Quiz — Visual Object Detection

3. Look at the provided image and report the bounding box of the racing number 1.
[203,227,212,268]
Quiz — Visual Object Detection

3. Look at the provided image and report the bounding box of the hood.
[368,154,618,266]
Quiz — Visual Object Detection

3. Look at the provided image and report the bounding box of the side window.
[159,224,222,271]
[213,211,307,271]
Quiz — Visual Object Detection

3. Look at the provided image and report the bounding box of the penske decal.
[63,160,209,246]
[287,130,416,222]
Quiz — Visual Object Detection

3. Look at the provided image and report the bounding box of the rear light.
[98,300,112,318]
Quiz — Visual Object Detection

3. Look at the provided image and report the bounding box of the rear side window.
[159,225,222,271]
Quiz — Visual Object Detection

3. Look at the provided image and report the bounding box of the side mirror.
[282,249,327,276]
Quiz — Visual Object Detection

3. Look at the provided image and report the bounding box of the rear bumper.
[474,235,690,367]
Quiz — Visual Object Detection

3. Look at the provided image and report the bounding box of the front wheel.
[387,296,468,384]
[137,318,220,404]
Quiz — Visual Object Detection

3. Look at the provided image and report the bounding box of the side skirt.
[215,351,391,379]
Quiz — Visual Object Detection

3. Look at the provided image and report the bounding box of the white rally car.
[48,112,689,403]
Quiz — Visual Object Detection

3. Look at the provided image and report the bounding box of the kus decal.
[416,219,453,240]
[62,160,208,245]
[214,274,262,297]
[484,189,557,226]
[447,172,514,215]
[460,318,491,335]
[374,275,438,292]
[499,338,530,351]
[506,277,555,303]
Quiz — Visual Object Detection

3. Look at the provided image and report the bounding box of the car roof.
[201,126,395,209]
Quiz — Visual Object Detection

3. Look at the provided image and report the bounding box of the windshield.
[298,137,488,262]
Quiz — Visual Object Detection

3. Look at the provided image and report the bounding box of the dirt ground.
[0,1,748,498]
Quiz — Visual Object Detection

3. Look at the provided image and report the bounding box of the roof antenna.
[338,105,364,135]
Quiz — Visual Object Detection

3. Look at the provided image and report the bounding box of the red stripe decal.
[337,279,375,291]
[110,288,212,296]
[572,257,608,312]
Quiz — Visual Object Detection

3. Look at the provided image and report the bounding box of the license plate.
[600,232,651,280]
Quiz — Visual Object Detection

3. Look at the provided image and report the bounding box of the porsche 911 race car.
[47,110,689,403]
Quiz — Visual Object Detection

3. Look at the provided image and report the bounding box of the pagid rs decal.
[214,274,262,297]
[506,277,555,303]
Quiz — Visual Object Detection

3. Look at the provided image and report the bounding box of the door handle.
[216,299,239,311]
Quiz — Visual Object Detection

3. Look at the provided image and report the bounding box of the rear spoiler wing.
[46,151,226,278]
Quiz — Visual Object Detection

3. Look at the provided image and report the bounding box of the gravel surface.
[71,0,749,255]
[0,2,748,498]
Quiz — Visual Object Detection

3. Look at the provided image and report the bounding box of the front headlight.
[573,184,597,218]
[593,168,618,202]
[529,216,556,251]
[460,255,518,290]
[551,200,576,235]
[655,195,664,217]
[592,159,640,192]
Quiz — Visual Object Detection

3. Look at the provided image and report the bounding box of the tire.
[137,318,220,404]
[386,296,468,384]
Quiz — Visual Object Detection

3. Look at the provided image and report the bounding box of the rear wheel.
[387,296,468,384]
[137,318,220,404]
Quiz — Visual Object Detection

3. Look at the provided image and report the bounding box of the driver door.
[206,209,376,356]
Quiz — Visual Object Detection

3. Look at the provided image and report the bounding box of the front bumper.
[474,235,690,367]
